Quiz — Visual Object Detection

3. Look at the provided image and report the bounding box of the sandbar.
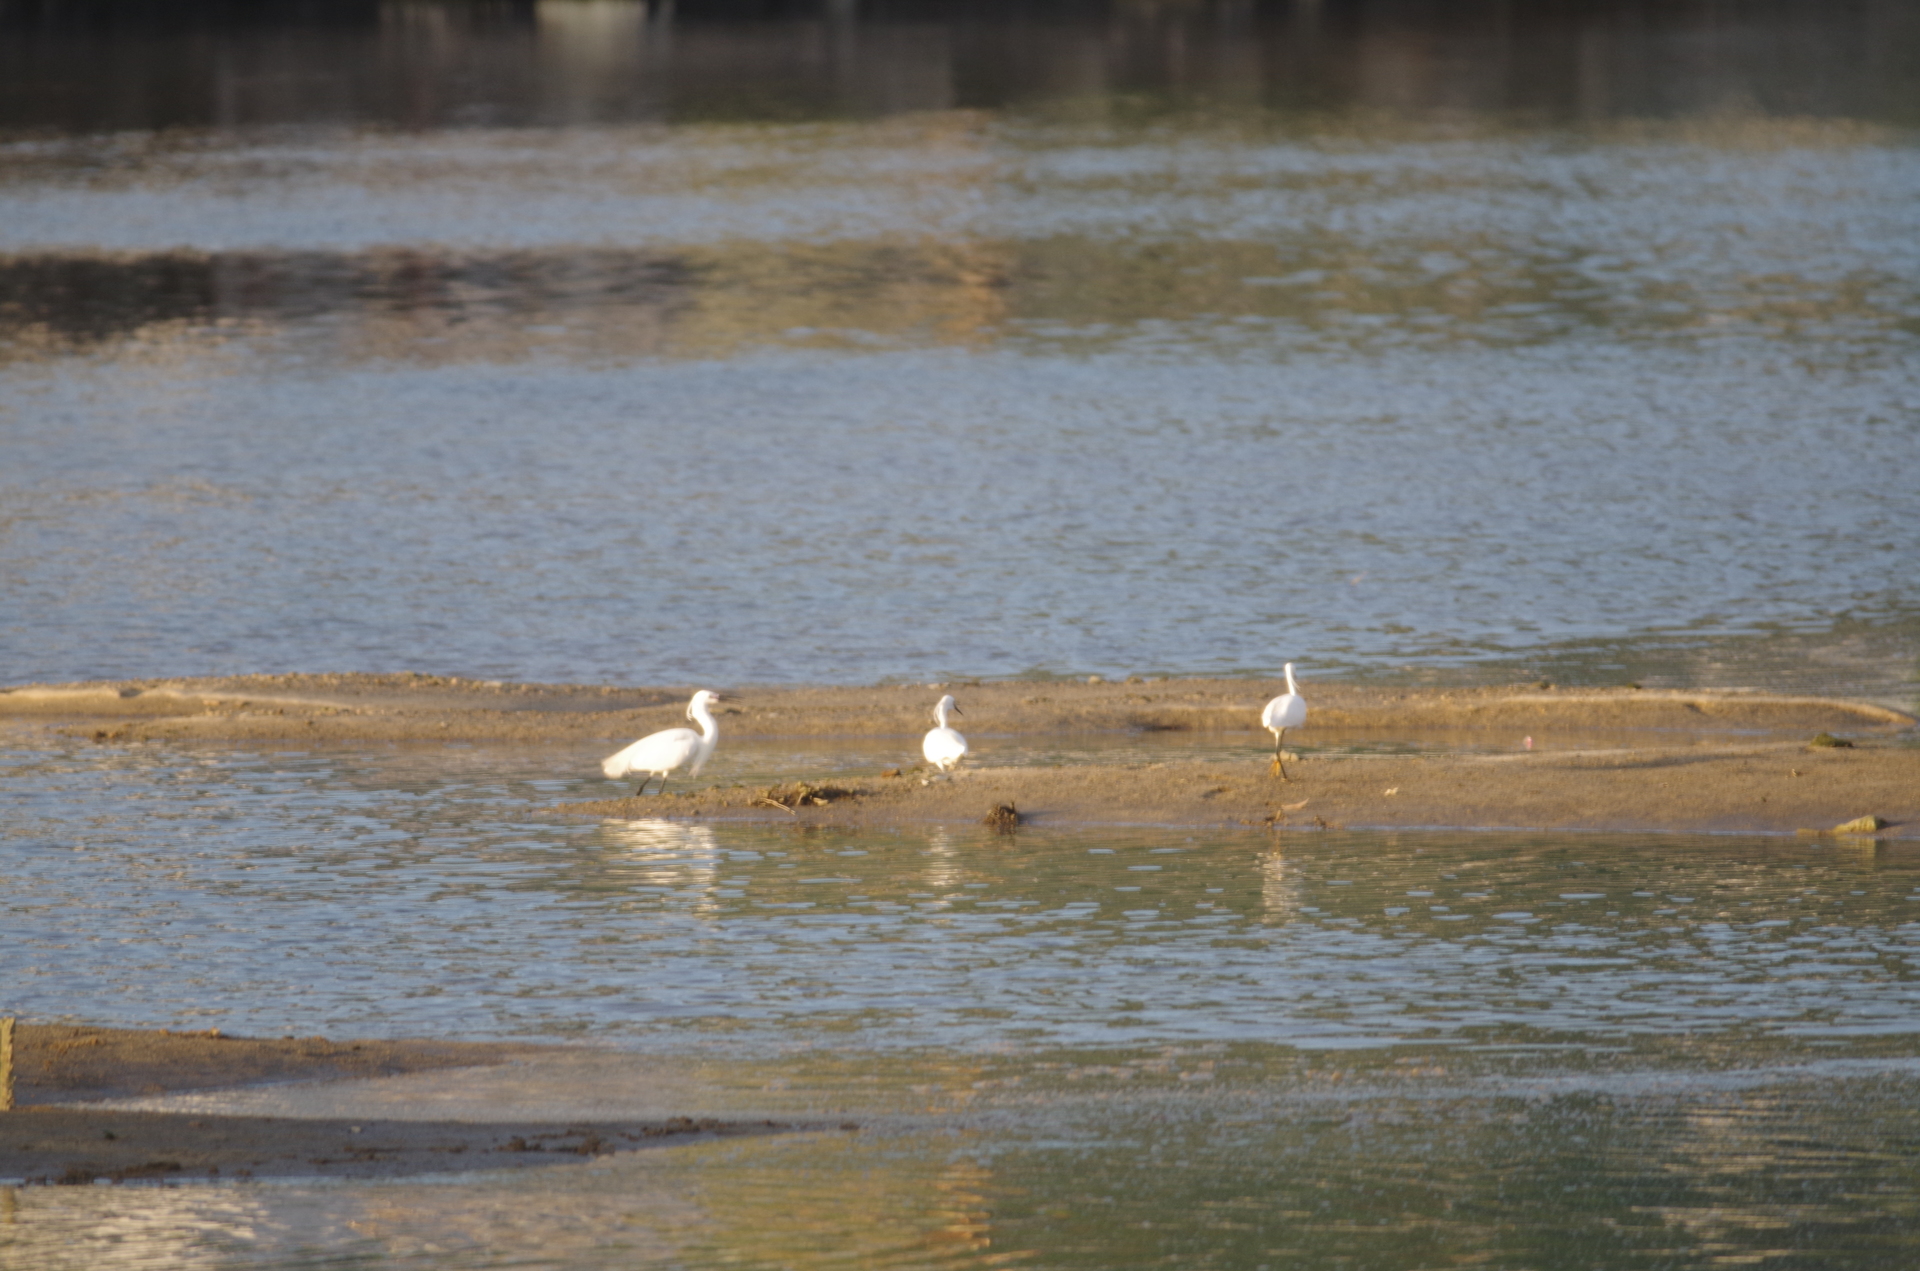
[3,676,1914,1184]
[0,1025,786,1185]
[4,673,1911,837]
[564,744,1919,839]
[2,672,1909,744]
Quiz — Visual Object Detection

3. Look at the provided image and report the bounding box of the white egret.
[1261,662,1307,780]
[922,694,968,774]
[602,689,722,795]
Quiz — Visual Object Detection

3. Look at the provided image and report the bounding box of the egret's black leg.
[1270,729,1289,780]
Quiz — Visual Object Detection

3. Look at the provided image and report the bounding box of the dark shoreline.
[0,1024,789,1185]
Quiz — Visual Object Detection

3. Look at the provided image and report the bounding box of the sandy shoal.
[566,744,1919,838]
[3,672,1911,837]
[3,672,1911,744]
[0,1025,788,1184]
[2,676,1914,1182]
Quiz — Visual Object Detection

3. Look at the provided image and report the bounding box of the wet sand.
[4,673,1912,837]
[0,1025,787,1184]
[2,677,1913,1183]
[3,672,1910,744]
[565,745,1920,839]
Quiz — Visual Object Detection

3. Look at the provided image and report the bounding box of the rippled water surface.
[5,4,1920,1266]
[12,739,1920,1049]
[7,737,1920,1266]
[2,2,1917,701]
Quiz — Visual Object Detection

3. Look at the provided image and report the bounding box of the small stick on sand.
[1,1016,14,1111]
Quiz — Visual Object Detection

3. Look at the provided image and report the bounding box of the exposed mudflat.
[1,672,1908,743]
[564,745,1920,839]
[5,673,1912,837]
[7,1024,546,1106]
[0,1105,780,1185]
[0,1025,785,1184]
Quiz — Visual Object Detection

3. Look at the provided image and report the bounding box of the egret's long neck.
[933,702,950,728]
[690,700,718,742]
[1284,665,1299,694]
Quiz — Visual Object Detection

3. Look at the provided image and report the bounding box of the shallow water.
[7,736,1920,1266]
[25,1047,1920,1271]
[11,737,1920,1049]
[2,4,1918,703]
[5,5,1920,1265]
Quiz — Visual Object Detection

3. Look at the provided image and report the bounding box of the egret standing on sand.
[922,694,967,774]
[602,689,722,795]
[1261,663,1307,780]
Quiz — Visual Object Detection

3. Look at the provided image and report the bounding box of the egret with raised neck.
[602,689,723,795]
[922,694,968,775]
[1261,664,1307,780]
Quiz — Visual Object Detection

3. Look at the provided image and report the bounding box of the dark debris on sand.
[757,782,863,811]
[982,802,1022,830]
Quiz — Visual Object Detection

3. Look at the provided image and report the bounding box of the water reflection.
[6,121,1914,363]
[603,817,723,914]
[16,1052,1920,1270]
[1259,845,1299,919]
[10,738,1920,1053]
[6,1,1919,696]
[0,1184,285,1271]
[923,828,962,892]
[3,0,1916,132]
[7,737,1920,1265]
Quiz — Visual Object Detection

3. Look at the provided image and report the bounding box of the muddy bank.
[561,744,1920,839]
[1,673,1910,745]
[7,1024,548,1106]
[0,1025,786,1184]
[0,1106,778,1185]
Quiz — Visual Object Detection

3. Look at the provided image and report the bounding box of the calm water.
[1,1,1917,702]
[5,5,1920,1266]
[6,736,1920,1266]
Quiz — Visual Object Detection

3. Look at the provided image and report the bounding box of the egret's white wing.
[1261,693,1307,732]
[923,726,968,771]
[603,726,703,778]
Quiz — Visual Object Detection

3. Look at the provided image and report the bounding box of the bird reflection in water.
[923,829,963,894]
[602,818,722,914]
[1262,849,1304,921]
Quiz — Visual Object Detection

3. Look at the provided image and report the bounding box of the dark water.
[4,1,1918,134]
[2,0,1917,701]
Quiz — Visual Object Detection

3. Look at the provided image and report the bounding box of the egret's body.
[602,690,721,795]
[1261,663,1307,780]
[922,695,968,774]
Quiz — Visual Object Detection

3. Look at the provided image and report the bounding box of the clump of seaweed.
[1808,732,1854,749]
[757,782,859,811]
[982,803,1021,831]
